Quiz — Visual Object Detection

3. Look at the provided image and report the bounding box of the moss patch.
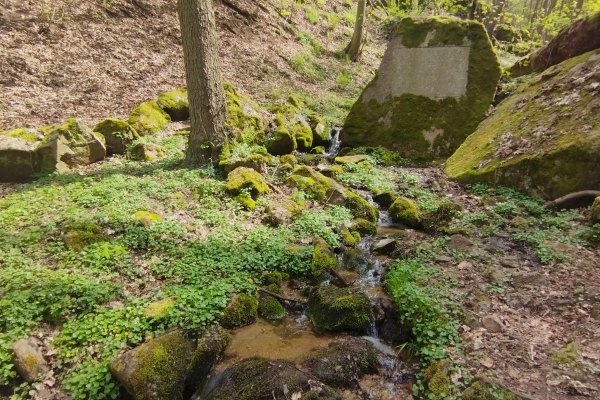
[94,118,139,155]
[311,238,339,279]
[220,294,258,328]
[226,167,270,199]
[308,286,374,333]
[389,197,422,228]
[157,88,189,121]
[128,100,171,136]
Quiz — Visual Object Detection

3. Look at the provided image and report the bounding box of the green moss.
[287,165,343,202]
[308,286,374,333]
[235,192,256,210]
[267,114,297,155]
[224,83,267,137]
[226,167,270,199]
[307,114,330,146]
[290,121,313,151]
[341,228,360,247]
[445,51,600,199]
[187,326,229,394]
[62,220,105,251]
[157,88,189,121]
[311,238,339,279]
[1,128,39,143]
[551,342,582,368]
[310,146,326,154]
[134,211,161,227]
[94,118,139,155]
[344,190,379,224]
[462,380,522,400]
[262,271,289,286]
[422,359,452,399]
[144,298,176,319]
[258,296,286,320]
[221,293,258,328]
[344,17,500,161]
[334,155,370,164]
[110,330,193,400]
[128,100,171,135]
[389,197,421,228]
[350,219,377,236]
[372,189,397,208]
[323,165,343,178]
[127,142,166,162]
[280,154,297,166]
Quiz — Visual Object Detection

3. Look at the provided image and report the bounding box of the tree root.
[544,190,600,209]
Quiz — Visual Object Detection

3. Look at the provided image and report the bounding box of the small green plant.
[304,5,319,24]
[335,70,351,88]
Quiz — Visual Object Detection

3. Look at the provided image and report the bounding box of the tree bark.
[178,0,228,166]
[345,0,366,62]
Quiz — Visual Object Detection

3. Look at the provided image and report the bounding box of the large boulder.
[308,286,374,333]
[510,12,600,77]
[36,119,106,172]
[202,358,340,400]
[0,135,37,182]
[343,16,500,161]
[446,50,600,199]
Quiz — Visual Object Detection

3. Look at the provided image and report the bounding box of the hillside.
[0,0,383,130]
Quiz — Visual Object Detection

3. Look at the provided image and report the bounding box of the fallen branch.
[259,287,307,305]
[544,190,600,209]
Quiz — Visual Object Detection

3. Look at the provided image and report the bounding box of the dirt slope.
[0,0,382,130]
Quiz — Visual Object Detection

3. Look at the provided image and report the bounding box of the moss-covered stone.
[218,142,271,173]
[262,271,289,286]
[422,199,462,233]
[291,120,313,151]
[186,326,229,396]
[127,142,166,162]
[1,128,39,143]
[311,238,339,279]
[372,189,398,208]
[389,197,421,228]
[267,114,297,155]
[341,228,360,247]
[204,358,339,400]
[36,119,106,172]
[343,16,500,161]
[592,197,600,223]
[287,165,346,203]
[110,330,194,400]
[226,167,270,199]
[308,286,374,333]
[128,100,171,136]
[62,220,105,251]
[0,137,36,182]
[144,297,176,319]
[235,192,256,210]
[446,50,600,199]
[258,295,286,321]
[307,114,331,146]
[134,210,161,227]
[422,359,452,399]
[224,82,268,137]
[344,190,379,224]
[264,196,300,226]
[280,154,297,167]
[334,155,370,164]
[157,88,189,121]
[322,165,343,178]
[220,293,258,328]
[93,118,140,155]
[350,219,377,236]
[311,145,326,154]
[11,339,49,383]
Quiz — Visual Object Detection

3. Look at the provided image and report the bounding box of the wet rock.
[481,315,504,333]
[372,239,397,255]
[308,286,374,333]
[11,338,48,383]
[110,330,195,400]
[350,218,378,236]
[185,327,230,397]
[203,358,340,400]
[343,16,500,161]
[301,337,379,388]
[220,293,258,329]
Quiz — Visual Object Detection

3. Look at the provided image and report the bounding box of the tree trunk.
[345,0,366,62]
[178,0,228,166]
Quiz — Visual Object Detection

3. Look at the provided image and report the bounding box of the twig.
[259,287,307,305]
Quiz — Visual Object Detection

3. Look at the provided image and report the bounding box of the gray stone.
[11,338,48,383]
[481,315,504,333]
[372,238,397,255]
[0,137,36,182]
[343,16,500,161]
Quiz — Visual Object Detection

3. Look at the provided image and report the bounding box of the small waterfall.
[326,126,342,156]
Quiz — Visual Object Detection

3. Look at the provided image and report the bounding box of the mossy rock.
[264,197,300,226]
[219,152,270,174]
[280,154,297,166]
[344,190,379,224]
[307,114,331,147]
[186,326,230,397]
[128,100,171,136]
[267,114,297,155]
[235,192,256,210]
[224,82,268,137]
[291,120,313,151]
[0,137,37,182]
[301,337,379,388]
[334,155,370,164]
[11,339,48,383]
[94,118,140,155]
[144,298,176,319]
[311,238,339,280]
[127,142,166,162]
[157,88,189,121]
[220,293,258,329]
[261,271,289,286]
[287,165,346,203]
[322,165,343,178]
[1,128,39,143]
[311,146,326,154]
[62,220,105,251]
[350,219,377,236]
[592,196,600,223]
[110,330,195,400]
[343,16,500,161]
[372,189,398,208]
[341,228,360,247]
[446,50,600,199]
[421,199,462,233]
[389,197,421,228]
[308,286,374,333]
[134,210,161,227]
[258,295,286,321]
[203,358,339,400]
[422,359,453,399]
[462,380,522,400]
[226,167,270,199]
[36,119,106,172]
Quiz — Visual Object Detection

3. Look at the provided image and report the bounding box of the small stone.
[371,239,397,255]
[457,261,472,270]
[481,315,504,333]
[480,357,494,368]
[12,338,49,383]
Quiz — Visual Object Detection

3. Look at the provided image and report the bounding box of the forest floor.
[1,1,600,400]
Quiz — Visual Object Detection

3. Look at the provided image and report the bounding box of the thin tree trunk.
[345,0,366,62]
[178,0,228,166]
